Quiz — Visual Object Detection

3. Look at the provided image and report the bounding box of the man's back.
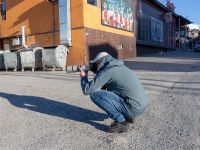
[80,52,148,133]
[100,57,148,116]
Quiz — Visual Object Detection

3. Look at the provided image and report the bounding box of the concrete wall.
[0,0,59,47]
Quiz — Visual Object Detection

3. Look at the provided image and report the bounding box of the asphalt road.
[0,50,200,150]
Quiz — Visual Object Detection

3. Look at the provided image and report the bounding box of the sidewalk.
[0,50,200,150]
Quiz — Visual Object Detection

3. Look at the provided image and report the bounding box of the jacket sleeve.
[80,72,111,95]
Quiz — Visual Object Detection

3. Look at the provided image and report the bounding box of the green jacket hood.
[98,55,124,71]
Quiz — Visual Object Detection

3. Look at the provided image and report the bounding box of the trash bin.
[0,51,5,70]
[3,51,21,71]
[42,45,69,71]
[20,47,43,71]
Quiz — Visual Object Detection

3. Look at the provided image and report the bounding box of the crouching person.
[80,52,148,133]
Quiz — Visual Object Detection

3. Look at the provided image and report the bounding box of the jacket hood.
[98,55,124,71]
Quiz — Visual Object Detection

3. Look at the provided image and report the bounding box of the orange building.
[0,0,137,65]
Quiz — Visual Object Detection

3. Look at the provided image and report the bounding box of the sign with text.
[167,0,175,11]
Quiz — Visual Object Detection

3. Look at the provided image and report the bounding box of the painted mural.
[101,0,134,32]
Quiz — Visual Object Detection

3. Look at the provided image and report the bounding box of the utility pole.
[178,17,181,50]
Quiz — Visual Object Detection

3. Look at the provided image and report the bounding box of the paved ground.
[0,50,200,150]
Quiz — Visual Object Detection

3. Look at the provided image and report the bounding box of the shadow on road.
[125,61,200,72]
[125,51,200,72]
[0,92,108,132]
[145,51,200,60]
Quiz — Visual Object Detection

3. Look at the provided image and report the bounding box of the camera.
[77,63,98,73]
[88,63,98,73]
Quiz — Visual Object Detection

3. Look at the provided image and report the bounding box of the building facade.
[136,0,191,55]
[0,0,137,65]
[0,0,191,66]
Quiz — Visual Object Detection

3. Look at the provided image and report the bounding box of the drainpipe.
[66,0,71,46]
[58,0,72,46]
[178,17,181,50]
[185,20,188,50]
[21,26,28,48]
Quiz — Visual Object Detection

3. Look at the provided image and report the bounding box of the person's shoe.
[107,120,128,133]
[125,117,135,124]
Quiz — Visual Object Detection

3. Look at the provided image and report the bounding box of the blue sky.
[157,0,200,24]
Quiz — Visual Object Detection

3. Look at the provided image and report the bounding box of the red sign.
[167,0,175,11]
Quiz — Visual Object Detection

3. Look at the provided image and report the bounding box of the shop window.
[137,11,164,46]
[87,0,97,6]
[1,0,6,20]
[137,11,152,44]
[151,17,164,44]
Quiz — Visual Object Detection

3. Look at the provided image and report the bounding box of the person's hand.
[79,67,86,77]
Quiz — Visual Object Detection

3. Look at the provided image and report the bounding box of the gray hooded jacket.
[81,55,148,116]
